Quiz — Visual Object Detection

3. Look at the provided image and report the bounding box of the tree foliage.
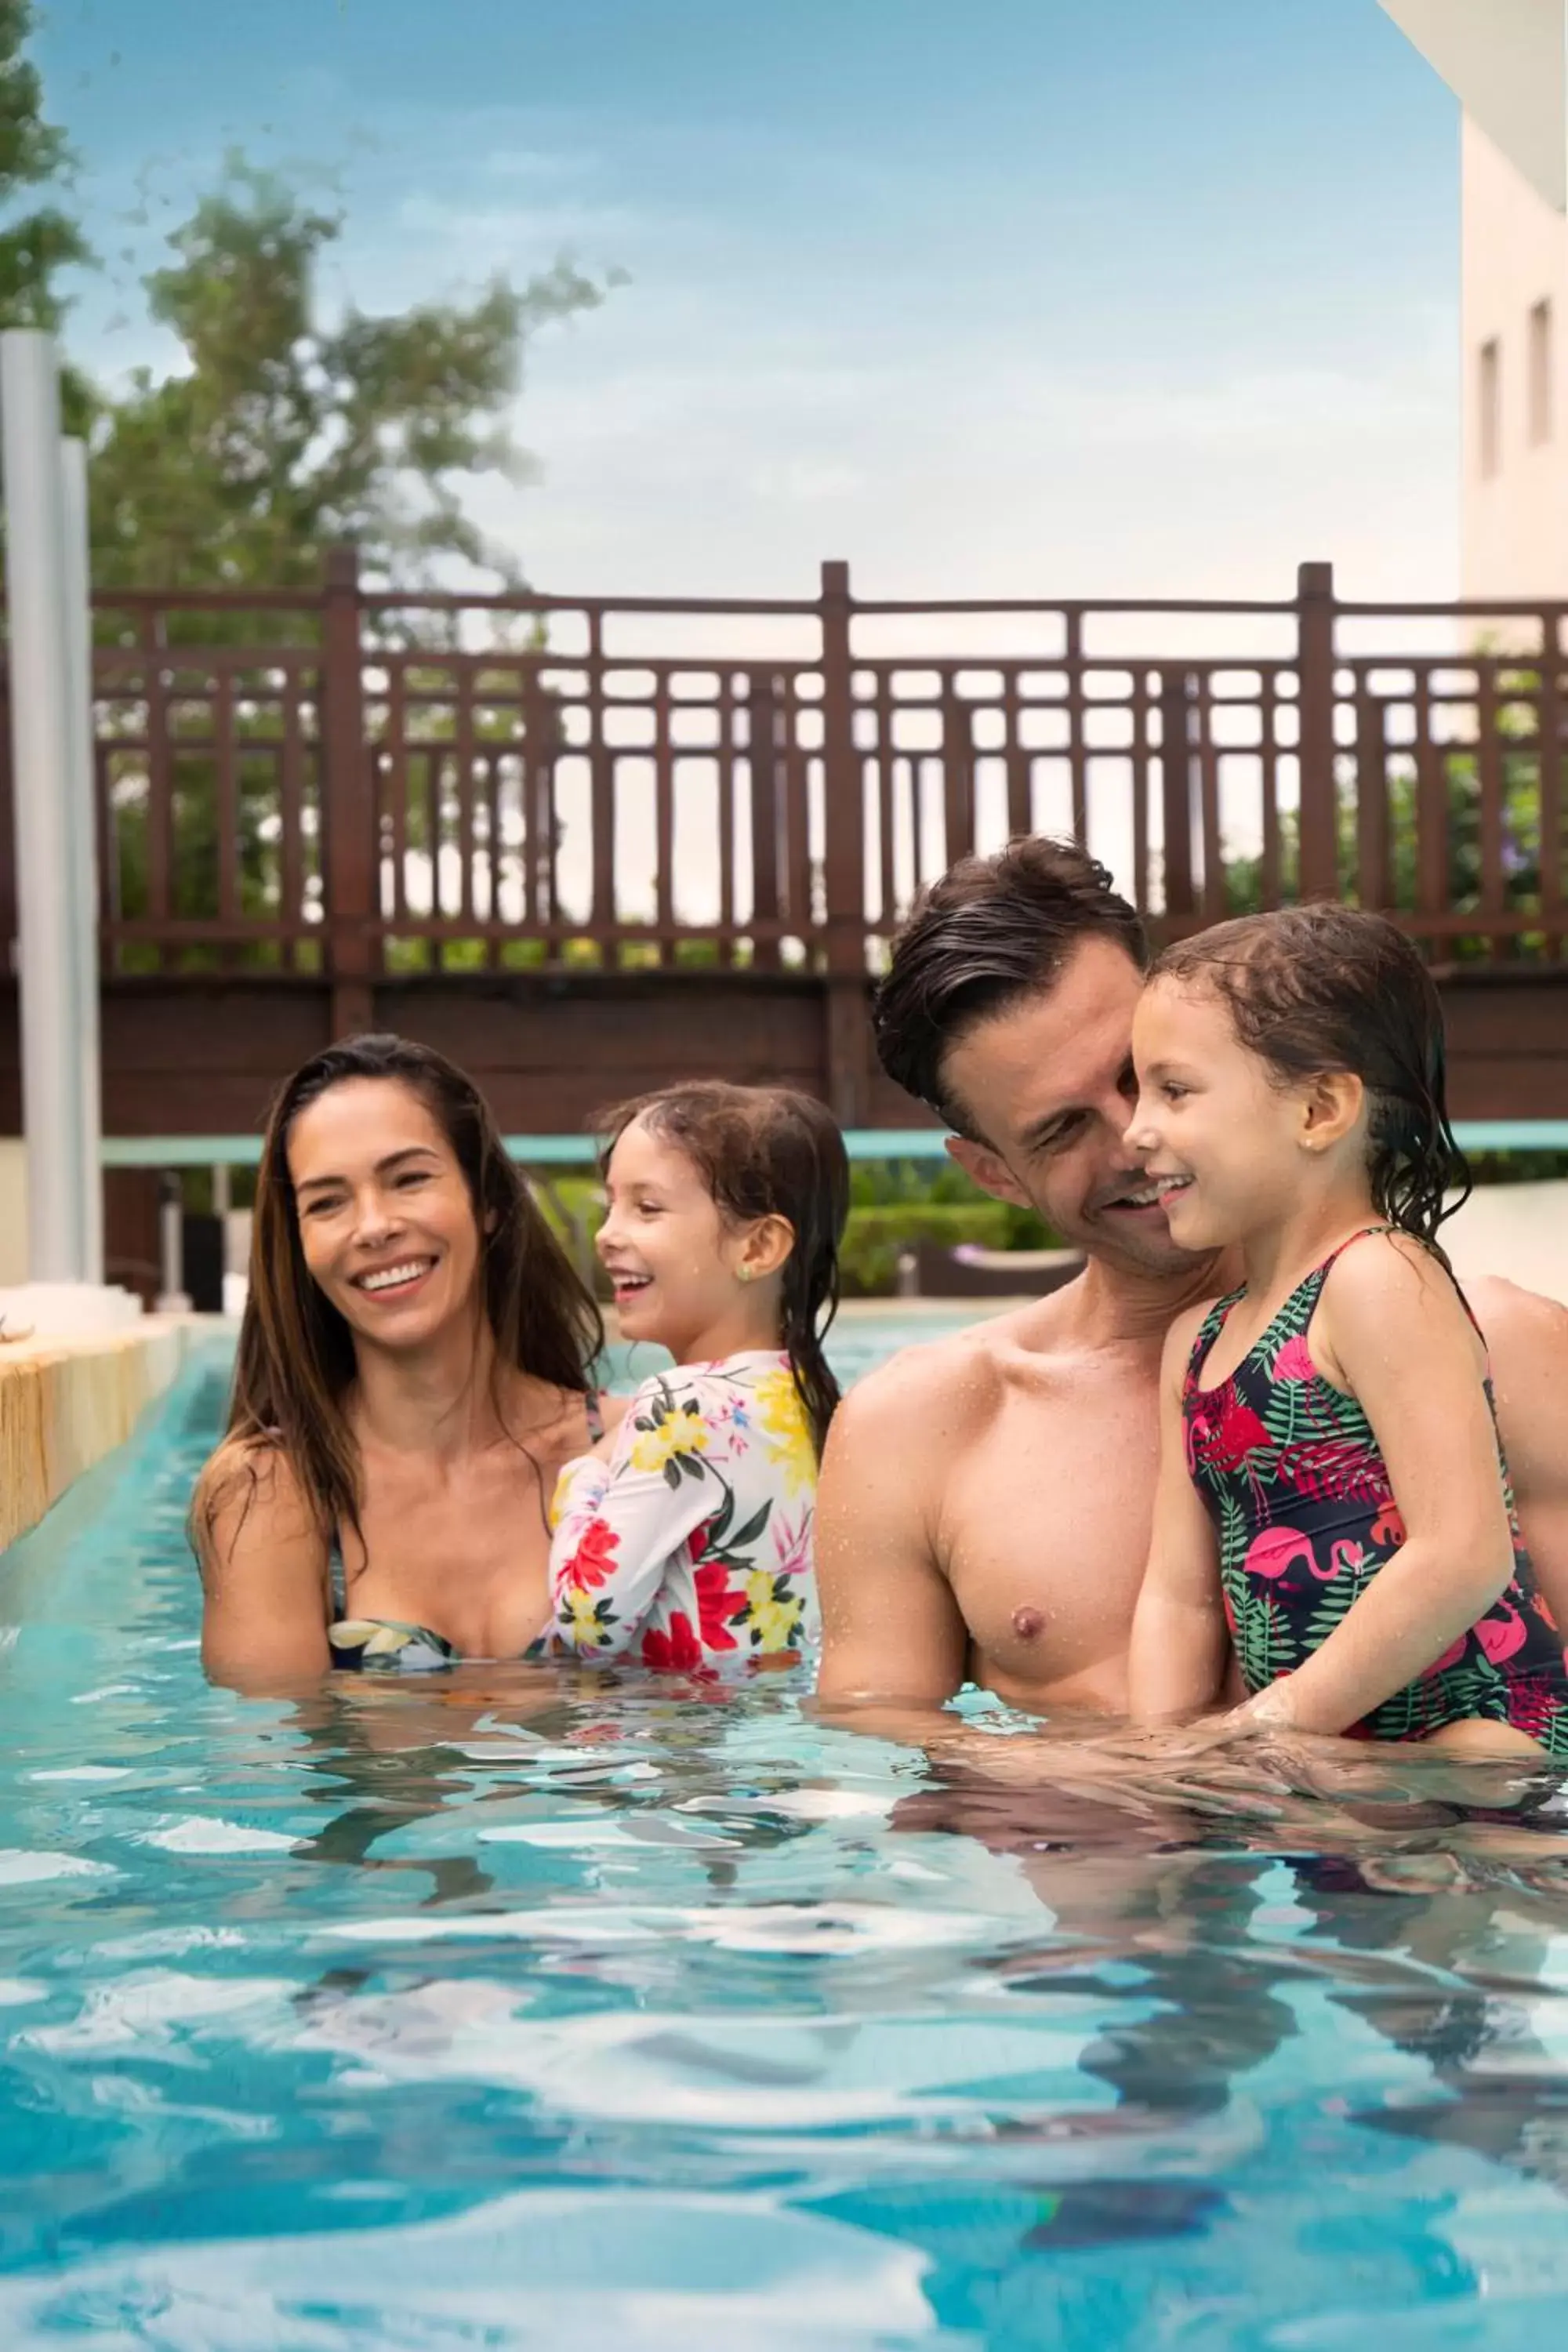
[89,157,608,594]
[0,0,88,331]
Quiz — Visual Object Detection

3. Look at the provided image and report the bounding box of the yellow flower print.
[630,1403,710,1477]
[750,1367,816,1498]
[742,1567,805,1653]
[560,1584,612,1649]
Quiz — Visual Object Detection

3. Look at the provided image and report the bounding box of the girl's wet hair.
[1150,906,1471,1247]
[213,1033,603,1552]
[597,1081,851,1459]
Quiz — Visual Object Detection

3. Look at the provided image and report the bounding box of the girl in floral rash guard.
[546,1083,849,1671]
[1127,906,1568,1759]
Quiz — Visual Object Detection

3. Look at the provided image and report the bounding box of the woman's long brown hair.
[205,1033,604,1555]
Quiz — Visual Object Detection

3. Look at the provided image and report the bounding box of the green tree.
[88,160,613,969]
[0,0,87,327]
[89,156,606,596]
[1224,674,1552,956]
[0,0,91,430]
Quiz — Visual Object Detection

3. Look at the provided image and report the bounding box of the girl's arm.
[1235,1232,1517,1738]
[195,1441,332,1693]
[1128,1308,1231,1722]
[546,1370,727,1657]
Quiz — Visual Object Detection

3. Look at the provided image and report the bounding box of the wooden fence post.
[321,543,374,1034]
[1296,559,1338,901]
[748,670,782,972]
[1159,666,1195,927]
[819,559,870,1126]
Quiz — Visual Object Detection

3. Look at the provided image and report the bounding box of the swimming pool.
[3,1323,1568,2347]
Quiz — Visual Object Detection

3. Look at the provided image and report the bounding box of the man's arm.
[1467,1274,1568,1630]
[814,1351,971,1715]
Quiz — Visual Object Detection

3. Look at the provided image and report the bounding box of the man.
[815,836,1568,1713]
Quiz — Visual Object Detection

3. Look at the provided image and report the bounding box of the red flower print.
[1501,1674,1562,1741]
[561,1515,620,1591]
[1186,1393,1271,1476]
[641,1611,704,1671]
[693,1557,745,1652]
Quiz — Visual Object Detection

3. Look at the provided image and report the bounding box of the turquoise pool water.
[3,1325,1568,2346]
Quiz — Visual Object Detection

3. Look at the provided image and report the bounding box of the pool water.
[3,1328,1568,2346]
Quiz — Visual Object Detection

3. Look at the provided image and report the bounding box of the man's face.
[939,936,1217,1278]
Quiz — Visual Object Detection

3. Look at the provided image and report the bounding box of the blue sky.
[38,0,1461,601]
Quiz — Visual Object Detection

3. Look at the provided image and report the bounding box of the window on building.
[1479,336,1502,477]
[1530,299,1553,445]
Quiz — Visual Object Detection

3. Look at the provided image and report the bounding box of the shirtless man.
[815,836,1568,1715]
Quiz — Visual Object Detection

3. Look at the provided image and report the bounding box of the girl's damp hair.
[1150,905,1470,1249]
[202,1033,603,1566]
[597,1081,851,1458]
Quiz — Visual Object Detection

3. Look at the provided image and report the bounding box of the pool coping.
[0,1317,199,1552]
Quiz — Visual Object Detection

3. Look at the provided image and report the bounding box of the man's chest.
[935,1376,1163,1703]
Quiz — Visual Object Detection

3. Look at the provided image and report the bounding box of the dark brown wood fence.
[2,551,1565,1022]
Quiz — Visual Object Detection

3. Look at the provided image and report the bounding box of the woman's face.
[286,1077,484,1352]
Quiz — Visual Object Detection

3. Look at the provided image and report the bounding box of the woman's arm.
[1236,1233,1517,1738]
[194,1441,333,1693]
[546,1373,724,1657]
[1128,1308,1230,1722]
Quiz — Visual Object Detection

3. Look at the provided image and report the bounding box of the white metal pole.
[60,437,103,1283]
[1,331,85,1282]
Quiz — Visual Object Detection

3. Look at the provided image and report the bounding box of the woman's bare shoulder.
[191,1436,321,1581]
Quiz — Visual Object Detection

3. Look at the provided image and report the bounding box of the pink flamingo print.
[1243,1527,1314,1582]
[1243,1529,1369,1584]
[1475,1602,1527,1665]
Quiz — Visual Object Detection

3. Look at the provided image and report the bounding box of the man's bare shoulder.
[833,1296,1074,1438]
[1466,1272,1568,1419]
[1467,1271,1568,1356]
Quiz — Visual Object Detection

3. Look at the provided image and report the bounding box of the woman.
[194,1034,622,1690]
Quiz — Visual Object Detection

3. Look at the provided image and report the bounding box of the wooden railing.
[2,554,1566,1011]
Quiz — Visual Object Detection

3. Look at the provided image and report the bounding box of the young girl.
[545,1081,850,1671]
[1126,905,1568,1758]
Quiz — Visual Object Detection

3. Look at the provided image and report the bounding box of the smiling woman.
[191,1035,618,1692]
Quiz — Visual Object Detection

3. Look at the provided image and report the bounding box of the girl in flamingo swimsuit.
[1126,905,1568,1757]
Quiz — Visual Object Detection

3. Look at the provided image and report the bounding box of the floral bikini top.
[327,1392,606,1672]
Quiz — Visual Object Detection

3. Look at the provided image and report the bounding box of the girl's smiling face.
[595,1116,766,1361]
[1127,976,1319,1251]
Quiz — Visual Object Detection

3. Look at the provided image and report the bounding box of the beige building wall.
[1461,114,1568,602]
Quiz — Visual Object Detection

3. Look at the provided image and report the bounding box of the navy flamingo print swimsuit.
[1182,1230,1568,1752]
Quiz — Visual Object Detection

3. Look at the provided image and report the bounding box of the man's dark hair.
[873,835,1148,1138]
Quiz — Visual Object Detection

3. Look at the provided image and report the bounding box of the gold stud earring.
[738,1267,752,1284]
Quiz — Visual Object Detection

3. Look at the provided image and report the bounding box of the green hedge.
[841,1203,1019,1297]
[525,1174,1055,1299]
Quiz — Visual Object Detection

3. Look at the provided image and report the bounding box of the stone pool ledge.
[0,1316,194,1551]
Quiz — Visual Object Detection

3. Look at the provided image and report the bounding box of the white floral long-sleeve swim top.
[545,1348,820,1671]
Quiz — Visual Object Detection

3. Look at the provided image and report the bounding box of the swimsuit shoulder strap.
[1185,1288,1244,1385]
